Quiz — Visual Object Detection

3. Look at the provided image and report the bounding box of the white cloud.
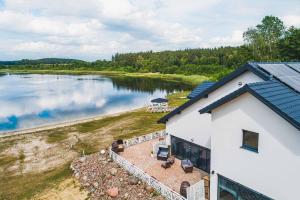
[0,0,299,60]
[209,30,244,47]
[283,15,300,27]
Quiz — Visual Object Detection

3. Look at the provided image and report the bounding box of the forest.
[1,16,299,80]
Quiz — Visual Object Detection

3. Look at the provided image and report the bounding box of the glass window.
[218,175,272,200]
[170,135,211,172]
[242,130,259,152]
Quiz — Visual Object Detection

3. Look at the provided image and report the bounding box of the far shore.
[0,69,208,86]
[0,107,144,138]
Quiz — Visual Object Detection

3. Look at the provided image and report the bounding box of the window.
[171,135,211,172]
[241,130,259,153]
[218,175,272,200]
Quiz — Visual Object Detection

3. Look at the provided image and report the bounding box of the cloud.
[0,0,299,60]
[209,30,244,47]
[283,15,300,27]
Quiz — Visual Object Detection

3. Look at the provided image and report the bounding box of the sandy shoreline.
[0,107,144,138]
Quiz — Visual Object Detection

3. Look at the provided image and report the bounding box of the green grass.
[73,140,98,155]
[167,91,190,107]
[75,114,128,133]
[0,69,209,86]
[0,163,72,200]
[0,155,18,167]
[46,130,69,143]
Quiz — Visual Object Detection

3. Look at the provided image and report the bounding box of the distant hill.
[0,58,84,66]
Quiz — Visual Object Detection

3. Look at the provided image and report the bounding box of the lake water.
[0,74,191,132]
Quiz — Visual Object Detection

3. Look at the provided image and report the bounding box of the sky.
[0,0,299,61]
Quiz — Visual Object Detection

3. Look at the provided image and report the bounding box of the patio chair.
[181,159,193,173]
[116,139,124,152]
[157,145,169,161]
[111,141,119,153]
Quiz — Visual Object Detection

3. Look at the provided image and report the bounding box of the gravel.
[71,151,165,200]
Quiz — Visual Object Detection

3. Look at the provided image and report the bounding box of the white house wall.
[210,93,300,200]
[166,71,263,149]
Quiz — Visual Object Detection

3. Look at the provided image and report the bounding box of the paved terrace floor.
[120,138,208,193]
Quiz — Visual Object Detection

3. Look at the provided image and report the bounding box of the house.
[158,62,300,200]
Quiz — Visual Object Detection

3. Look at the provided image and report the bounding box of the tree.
[243,16,285,60]
[279,26,300,60]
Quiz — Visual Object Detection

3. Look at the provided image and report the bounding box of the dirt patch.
[3,135,78,175]
[33,178,89,200]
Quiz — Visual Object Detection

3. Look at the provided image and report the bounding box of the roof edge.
[199,82,300,131]
[158,62,271,124]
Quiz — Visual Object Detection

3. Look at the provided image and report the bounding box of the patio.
[120,137,208,193]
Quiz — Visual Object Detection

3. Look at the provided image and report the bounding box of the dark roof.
[158,62,271,123]
[151,98,168,103]
[249,62,300,92]
[187,81,215,99]
[199,80,300,130]
[158,62,300,124]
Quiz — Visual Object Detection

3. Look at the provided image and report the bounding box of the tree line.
[2,16,299,80]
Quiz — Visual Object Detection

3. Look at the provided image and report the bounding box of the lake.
[0,74,191,132]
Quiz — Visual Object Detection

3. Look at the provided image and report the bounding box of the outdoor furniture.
[112,140,124,153]
[157,145,169,161]
[180,181,190,198]
[167,156,175,165]
[111,141,119,153]
[117,139,124,152]
[181,159,193,173]
[161,161,171,169]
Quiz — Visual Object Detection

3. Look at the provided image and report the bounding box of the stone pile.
[71,151,165,200]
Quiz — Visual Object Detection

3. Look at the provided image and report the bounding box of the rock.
[119,178,123,182]
[79,157,86,162]
[128,176,139,185]
[99,192,105,196]
[106,174,112,179]
[106,187,119,198]
[110,168,118,176]
[99,157,106,161]
[100,149,106,155]
[145,185,154,193]
[138,181,141,185]
[82,176,87,181]
[93,182,99,188]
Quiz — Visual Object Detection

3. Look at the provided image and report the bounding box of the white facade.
[209,93,300,200]
[166,71,263,149]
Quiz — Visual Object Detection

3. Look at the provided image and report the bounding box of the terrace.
[110,131,209,200]
[120,138,208,193]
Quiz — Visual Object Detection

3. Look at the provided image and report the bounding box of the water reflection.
[0,74,191,132]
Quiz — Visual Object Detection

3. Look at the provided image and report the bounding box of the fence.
[110,131,205,200]
[110,149,186,200]
[187,180,205,200]
[123,130,168,148]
